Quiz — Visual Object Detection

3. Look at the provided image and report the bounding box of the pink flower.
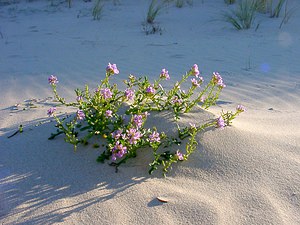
[126,128,142,145]
[76,110,85,120]
[212,72,226,88]
[125,88,135,101]
[111,130,123,139]
[47,107,56,116]
[106,63,119,75]
[133,114,143,128]
[100,88,113,99]
[217,116,225,129]
[48,75,58,85]
[111,141,127,161]
[236,105,246,112]
[146,85,155,95]
[105,110,113,118]
[160,68,170,80]
[171,96,183,105]
[191,78,200,87]
[149,131,160,143]
[175,150,184,161]
[191,64,200,77]
[189,123,197,131]
[76,96,83,102]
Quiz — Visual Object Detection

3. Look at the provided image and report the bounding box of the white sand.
[1,0,300,224]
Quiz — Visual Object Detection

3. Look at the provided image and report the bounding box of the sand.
[0,0,300,224]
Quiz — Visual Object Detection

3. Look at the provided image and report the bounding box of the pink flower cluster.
[111,141,127,161]
[212,72,226,88]
[76,110,85,120]
[149,131,160,143]
[125,88,135,101]
[146,85,155,95]
[47,107,56,116]
[217,116,225,129]
[106,63,119,75]
[48,75,58,85]
[160,68,170,80]
[100,88,113,99]
[191,64,200,77]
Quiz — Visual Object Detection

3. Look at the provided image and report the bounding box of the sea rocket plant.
[47,63,245,175]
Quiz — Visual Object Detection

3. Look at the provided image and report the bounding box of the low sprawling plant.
[224,0,258,30]
[47,63,245,175]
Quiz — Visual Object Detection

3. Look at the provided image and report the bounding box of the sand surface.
[1,1,300,224]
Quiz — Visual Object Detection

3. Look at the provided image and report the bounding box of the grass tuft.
[93,0,104,20]
[147,0,166,24]
[224,0,258,30]
[270,0,286,18]
[175,0,184,8]
[279,0,297,28]
[224,0,236,5]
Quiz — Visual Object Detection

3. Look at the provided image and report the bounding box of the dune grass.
[224,0,236,5]
[147,0,166,24]
[270,0,286,17]
[92,0,104,20]
[175,0,184,8]
[279,0,296,28]
[255,0,286,17]
[224,0,258,30]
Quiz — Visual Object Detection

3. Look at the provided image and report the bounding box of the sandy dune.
[1,1,300,224]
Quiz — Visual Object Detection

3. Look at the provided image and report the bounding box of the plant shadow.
[0,119,150,224]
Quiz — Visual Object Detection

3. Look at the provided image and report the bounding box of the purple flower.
[171,96,183,105]
[105,110,113,118]
[191,64,200,77]
[175,150,184,161]
[212,72,226,88]
[48,75,58,85]
[47,107,56,116]
[149,131,160,143]
[133,114,143,128]
[76,96,83,102]
[111,129,123,140]
[216,116,225,129]
[146,85,155,95]
[128,74,136,82]
[189,123,197,130]
[100,88,113,99]
[143,111,150,118]
[76,110,85,120]
[126,128,142,145]
[191,78,200,87]
[236,105,246,112]
[106,63,119,75]
[160,68,170,80]
[125,88,135,101]
[111,141,127,161]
